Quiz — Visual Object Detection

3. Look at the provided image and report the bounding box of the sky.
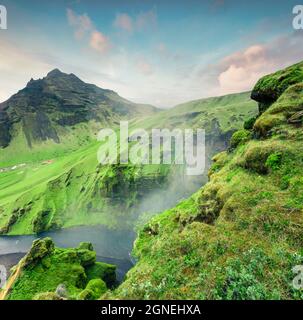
[0,0,302,108]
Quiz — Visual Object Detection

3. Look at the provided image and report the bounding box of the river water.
[0,165,210,282]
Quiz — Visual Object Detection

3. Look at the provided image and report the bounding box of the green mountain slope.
[109,61,303,300]
[0,74,257,236]
[0,69,157,166]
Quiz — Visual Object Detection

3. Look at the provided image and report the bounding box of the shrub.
[265,152,283,171]
[230,130,251,149]
[244,116,257,130]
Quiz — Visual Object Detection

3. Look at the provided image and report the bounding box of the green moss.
[78,289,94,300]
[33,292,62,300]
[6,238,116,300]
[230,129,251,149]
[243,116,258,130]
[251,61,303,107]
[85,262,116,287]
[107,62,303,300]
[265,152,283,171]
[86,279,107,299]
[78,279,107,300]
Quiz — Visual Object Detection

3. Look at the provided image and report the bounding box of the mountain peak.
[46,68,65,77]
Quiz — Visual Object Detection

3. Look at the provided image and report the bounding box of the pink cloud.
[113,9,157,33]
[215,32,303,94]
[114,13,133,33]
[67,8,93,40]
[67,9,111,54]
[218,45,268,93]
[90,31,111,53]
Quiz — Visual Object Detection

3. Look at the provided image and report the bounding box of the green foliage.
[230,129,251,149]
[265,152,283,171]
[243,116,257,130]
[33,292,62,300]
[213,249,280,300]
[78,289,94,300]
[86,262,116,288]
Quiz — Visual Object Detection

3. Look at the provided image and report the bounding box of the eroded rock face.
[0,111,12,148]
[23,237,55,268]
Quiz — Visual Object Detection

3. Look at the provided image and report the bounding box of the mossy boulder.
[78,279,107,300]
[78,242,94,251]
[85,262,116,287]
[251,61,303,113]
[78,288,94,300]
[253,83,303,137]
[238,143,285,174]
[6,238,114,300]
[87,279,107,298]
[23,237,54,268]
[76,249,96,267]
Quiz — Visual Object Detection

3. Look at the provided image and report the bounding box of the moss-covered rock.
[78,242,94,251]
[78,288,94,300]
[230,129,251,149]
[84,279,107,299]
[251,61,303,113]
[33,292,62,300]
[85,262,116,287]
[23,237,54,268]
[76,249,96,267]
[5,238,116,300]
[254,83,303,137]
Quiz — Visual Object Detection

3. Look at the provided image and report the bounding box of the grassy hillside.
[0,140,169,235]
[0,88,257,235]
[108,62,303,300]
[132,91,256,133]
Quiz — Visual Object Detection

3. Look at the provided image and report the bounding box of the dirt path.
[0,263,22,300]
